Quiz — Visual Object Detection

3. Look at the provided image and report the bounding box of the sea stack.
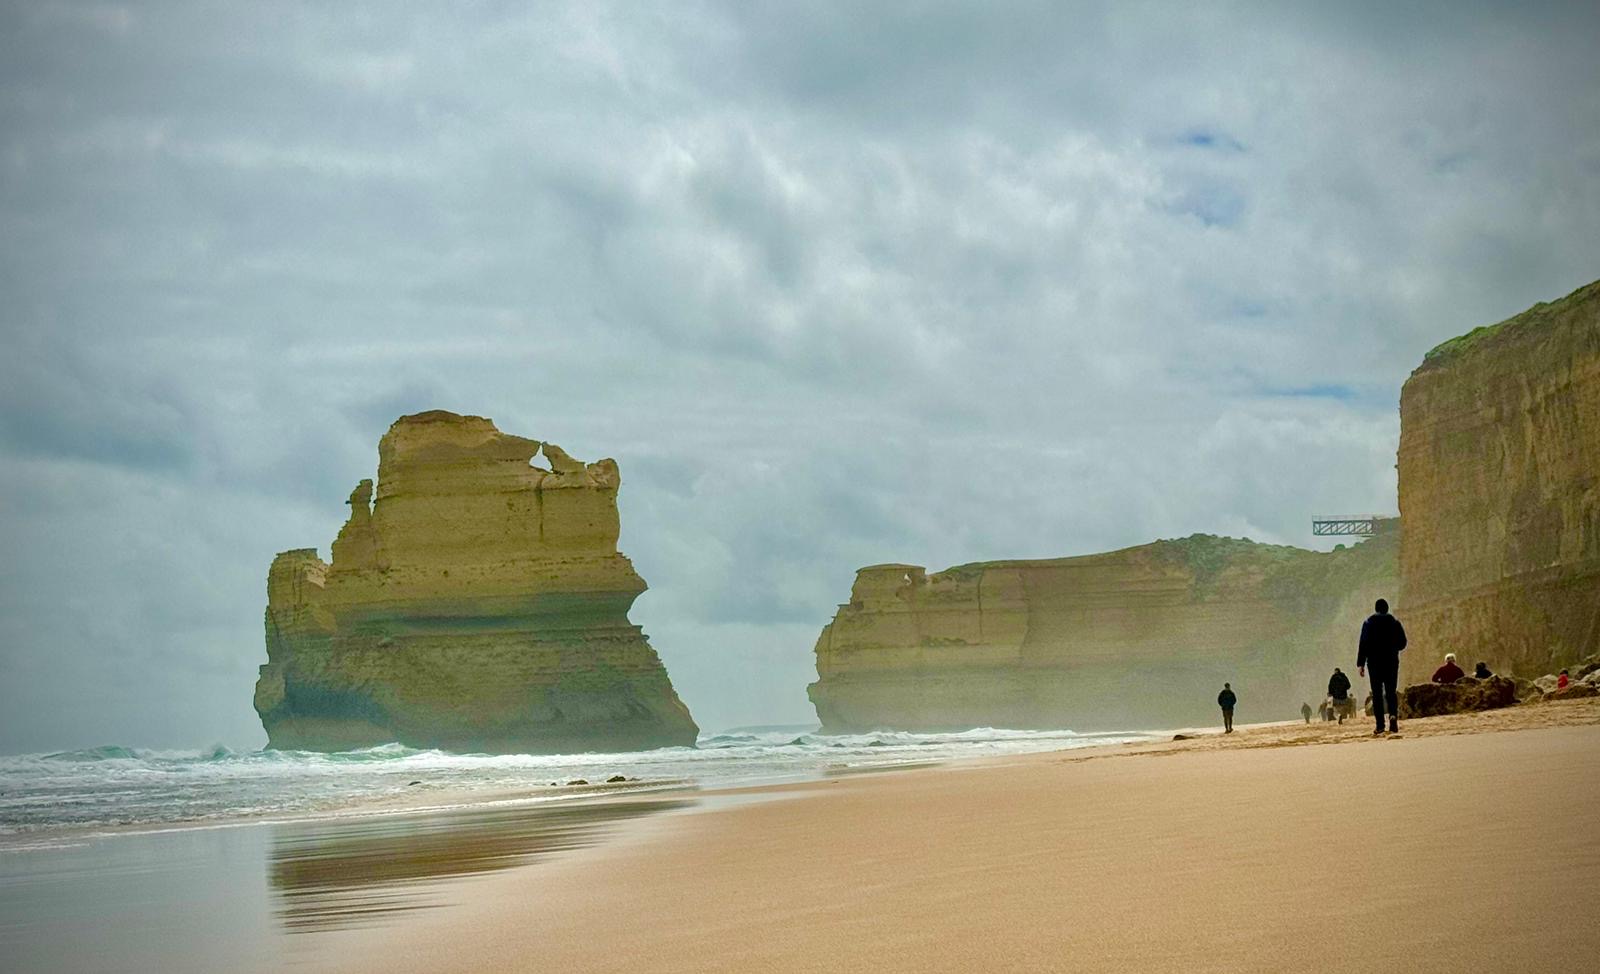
[254,411,699,753]
[808,529,1397,732]
[1398,279,1600,683]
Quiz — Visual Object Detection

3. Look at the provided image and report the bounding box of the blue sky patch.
[1178,128,1246,152]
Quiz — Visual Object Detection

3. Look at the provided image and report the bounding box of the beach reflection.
[269,798,692,933]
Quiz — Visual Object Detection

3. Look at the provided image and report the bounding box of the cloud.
[1,1,1597,749]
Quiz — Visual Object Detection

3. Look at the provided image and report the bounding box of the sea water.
[0,727,1153,842]
[0,727,1157,973]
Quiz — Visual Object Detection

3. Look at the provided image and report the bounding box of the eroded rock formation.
[254,411,699,753]
[808,526,1397,732]
[1398,280,1600,684]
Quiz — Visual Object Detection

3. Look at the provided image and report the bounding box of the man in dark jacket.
[1327,666,1353,724]
[1328,667,1352,701]
[1218,683,1237,733]
[1357,598,1407,735]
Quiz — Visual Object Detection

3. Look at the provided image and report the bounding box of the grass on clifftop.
[1421,278,1600,369]
[1151,533,1304,587]
[1150,529,1397,603]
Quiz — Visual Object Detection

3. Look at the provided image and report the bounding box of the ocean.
[0,726,1159,973]
[0,726,1155,844]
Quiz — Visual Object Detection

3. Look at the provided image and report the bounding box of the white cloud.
[1,0,1596,749]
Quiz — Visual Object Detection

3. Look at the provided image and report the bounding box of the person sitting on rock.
[1431,653,1465,685]
[1557,669,1570,689]
[1474,661,1493,679]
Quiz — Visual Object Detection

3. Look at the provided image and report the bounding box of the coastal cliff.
[808,526,1397,732]
[1398,280,1600,683]
[254,411,699,753]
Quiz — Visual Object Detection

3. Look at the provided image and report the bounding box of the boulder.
[1399,676,1517,718]
[1545,683,1599,701]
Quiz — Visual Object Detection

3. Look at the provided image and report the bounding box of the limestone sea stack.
[1398,279,1600,684]
[808,527,1397,733]
[253,411,699,753]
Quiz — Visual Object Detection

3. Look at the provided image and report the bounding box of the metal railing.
[1311,515,1378,537]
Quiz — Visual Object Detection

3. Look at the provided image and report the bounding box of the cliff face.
[808,526,1397,732]
[1398,280,1600,683]
[254,411,699,753]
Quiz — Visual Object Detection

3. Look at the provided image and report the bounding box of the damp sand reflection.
[270,798,694,933]
[0,796,693,974]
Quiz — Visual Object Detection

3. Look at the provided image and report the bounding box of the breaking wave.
[1,726,1155,840]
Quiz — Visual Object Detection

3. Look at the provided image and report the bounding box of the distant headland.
[811,278,1600,730]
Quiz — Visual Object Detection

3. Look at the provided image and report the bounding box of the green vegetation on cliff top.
[1421,278,1599,369]
[935,525,1395,591]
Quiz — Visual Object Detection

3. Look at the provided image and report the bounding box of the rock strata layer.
[1398,280,1600,684]
[809,526,1397,733]
[254,411,698,753]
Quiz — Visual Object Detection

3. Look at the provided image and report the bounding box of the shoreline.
[312,698,1600,974]
[12,699,1594,852]
[0,726,1170,851]
[12,699,1593,851]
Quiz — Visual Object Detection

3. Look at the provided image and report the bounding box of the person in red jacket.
[1557,669,1570,689]
[1431,653,1465,684]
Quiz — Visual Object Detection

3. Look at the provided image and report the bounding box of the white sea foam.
[0,727,1154,840]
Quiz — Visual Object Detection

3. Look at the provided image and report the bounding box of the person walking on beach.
[1301,701,1312,724]
[1357,598,1407,736]
[1218,683,1237,733]
[1431,653,1464,684]
[1328,667,1352,724]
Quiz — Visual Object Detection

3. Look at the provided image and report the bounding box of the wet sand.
[0,796,699,974]
[322,699,1600,974]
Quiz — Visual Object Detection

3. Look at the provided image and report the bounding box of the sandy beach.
[309,698,1600,974]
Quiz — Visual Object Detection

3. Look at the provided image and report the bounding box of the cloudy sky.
[1,1,1596,752]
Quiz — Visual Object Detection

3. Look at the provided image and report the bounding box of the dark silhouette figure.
[1357,598,1407,735]
[1301,702,1312,724]
[1218,683,1237,733]
[1474,661,1493,679]
[1431,654,1465,685]
[1327,666,1353,724]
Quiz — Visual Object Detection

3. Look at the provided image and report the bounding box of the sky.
[1,1,1597,752]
